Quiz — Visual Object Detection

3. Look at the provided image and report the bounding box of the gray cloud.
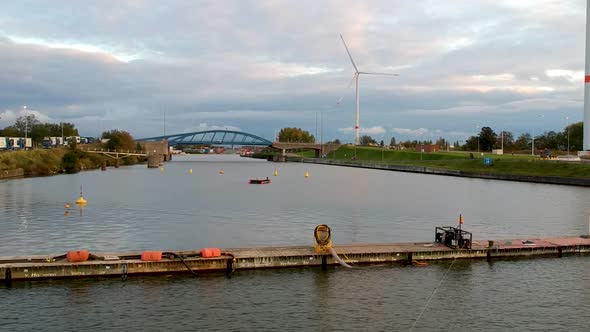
[0,0,585,143]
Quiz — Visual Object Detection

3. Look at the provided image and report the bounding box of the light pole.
[23,106,28,143]
[420,136,423,160]
[381,137,385,162]
[320,111,323,157]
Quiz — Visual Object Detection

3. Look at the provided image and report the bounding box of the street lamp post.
[23,106,28,143]
[320,112,323,157]
[381,138,385,162]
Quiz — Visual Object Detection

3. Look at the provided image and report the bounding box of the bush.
[62,150,84,173]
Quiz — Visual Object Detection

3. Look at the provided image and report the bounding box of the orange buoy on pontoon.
[141,251,163,261]
[200,248,222,258]
[67,250,90,262]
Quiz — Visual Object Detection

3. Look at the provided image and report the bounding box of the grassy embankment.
[301,145,590,178]
[0,147,142,177]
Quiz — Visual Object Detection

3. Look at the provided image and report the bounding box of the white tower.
[584,0,590,150]
[339,35,399,145]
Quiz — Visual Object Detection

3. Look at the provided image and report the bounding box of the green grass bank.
[0,148,143,177]
[300,145,590,179]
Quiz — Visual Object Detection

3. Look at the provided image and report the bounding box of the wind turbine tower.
[340,34,399,145]
[585,0,590,151]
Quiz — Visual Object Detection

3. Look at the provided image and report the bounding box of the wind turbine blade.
[336,74,357,105]
[340,34,359,73]
[347,73,357,88]
[358,72,400,76]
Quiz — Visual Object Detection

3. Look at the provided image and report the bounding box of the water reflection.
[1,154,590,257]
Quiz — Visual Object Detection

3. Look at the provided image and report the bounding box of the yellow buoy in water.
[189,168,193,174]
[64,203,71,209]
[75,196,87,205]
[219,169,224,174]
[305,170,309,178]
[159,167,164,172]
[75,185,87,205]
[274,168,278,176]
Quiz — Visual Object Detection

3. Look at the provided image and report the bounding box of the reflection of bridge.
[137,130,341,157]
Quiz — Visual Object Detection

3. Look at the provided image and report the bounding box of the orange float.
[67,250,90,262]
[141,251,163,261]
[200,248,222,258]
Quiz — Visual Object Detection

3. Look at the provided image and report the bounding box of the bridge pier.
[147,154,162,168]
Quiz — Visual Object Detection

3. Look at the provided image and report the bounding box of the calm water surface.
[1,154,589,331]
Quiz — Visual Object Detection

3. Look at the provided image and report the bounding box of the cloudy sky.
[0,0,586,143]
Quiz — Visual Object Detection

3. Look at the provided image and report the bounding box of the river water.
[1,154,589,331]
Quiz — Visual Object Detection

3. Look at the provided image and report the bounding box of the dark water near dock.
[1,155,590,331]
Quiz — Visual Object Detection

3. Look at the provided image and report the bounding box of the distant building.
[415,144,440,153]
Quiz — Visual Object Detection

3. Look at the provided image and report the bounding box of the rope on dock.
[328,247,352,268]
[163,252,199,277]
[409,257,456,332]
[314,224,352,268]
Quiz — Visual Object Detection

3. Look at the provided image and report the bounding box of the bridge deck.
[1,236,589,282]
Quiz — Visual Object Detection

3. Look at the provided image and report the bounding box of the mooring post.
[5,268,12,284]
[321,255,327,270]
[226,258,234,276]
[407,252,413,265]
[558,247,563,258]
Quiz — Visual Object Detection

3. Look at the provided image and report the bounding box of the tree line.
[462,122,583,152]
[0,114,79,144]
[275,122,584,154]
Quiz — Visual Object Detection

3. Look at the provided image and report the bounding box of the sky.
[0,0,587,143]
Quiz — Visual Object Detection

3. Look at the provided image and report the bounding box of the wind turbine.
[340,34,399,145]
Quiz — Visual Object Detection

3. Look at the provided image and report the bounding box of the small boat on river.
[249,177,271,184]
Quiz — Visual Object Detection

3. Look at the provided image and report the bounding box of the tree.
[326,139,341,144]
[478,127,497,152]
[566,122,583,152]
[389,137,396,147]
[463,136,479,151]
[0,126,20,137]
[14,114,41,135]
[359,135,377,146]
[278,127,315,143]
[435,137,447,148]
[514,133,531,151]
[380,140,384,147]
[102,130,135,150]
[495,131,514,150]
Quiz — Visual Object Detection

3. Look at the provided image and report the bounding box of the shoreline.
[301,158,590,187]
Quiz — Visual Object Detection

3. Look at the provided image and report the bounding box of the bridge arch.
[137,130,273,146]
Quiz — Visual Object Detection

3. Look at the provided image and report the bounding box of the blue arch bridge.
[136,130,340,159]
[137,130,273,146]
